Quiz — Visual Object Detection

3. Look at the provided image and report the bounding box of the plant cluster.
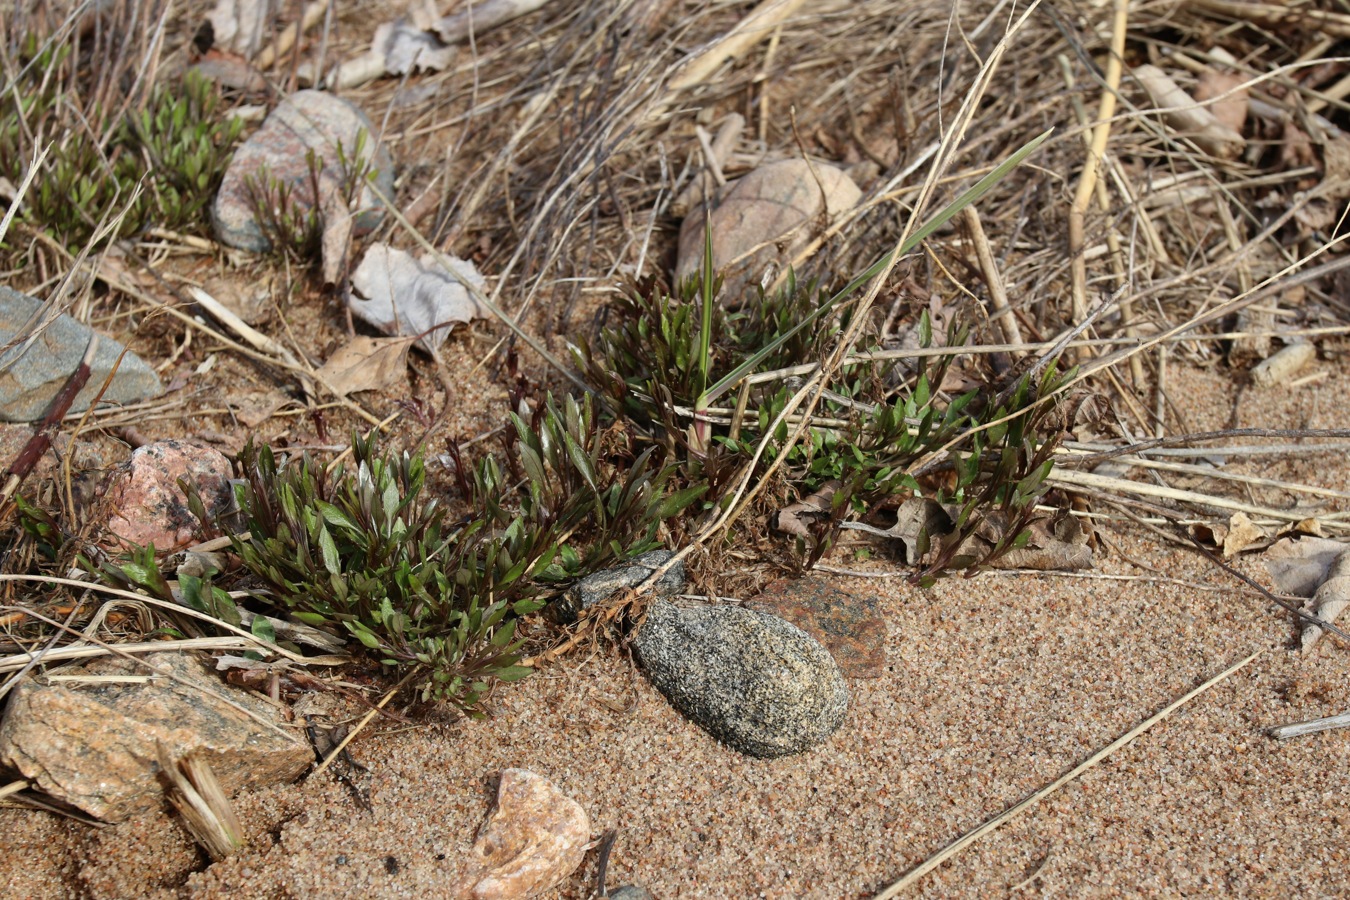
[142,397,700,712]
[0,35,240,248]
[576,261,1070,575]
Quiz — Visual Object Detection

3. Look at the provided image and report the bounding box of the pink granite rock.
[101,439,234,552]
[0,651,311,823]
[675,158,861,302]
[453,769,591,900]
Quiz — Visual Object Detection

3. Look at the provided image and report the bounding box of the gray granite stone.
[634,599,847,758]
[212,90,395,253]
[548,550,685,625]
[0,286,163,423]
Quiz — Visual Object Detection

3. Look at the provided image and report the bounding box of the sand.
[5,356,1350,898]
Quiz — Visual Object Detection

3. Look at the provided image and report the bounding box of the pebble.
[0,286,163,423]
[452,768,590,900]
[212,90,395,253]
[99,439,235,553]
[634,599,848,758]
[548,549,685,625]
[0,651,311,823]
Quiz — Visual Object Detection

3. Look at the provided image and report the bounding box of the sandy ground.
[4,358,1350,899]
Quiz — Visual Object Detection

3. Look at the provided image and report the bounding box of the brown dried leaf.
[774,480,839,538]
[1193,70,1249,134]
[1222,511,1267,558]
[234,389,289,428]
[315,336,414,397]
[942,507,1093,571]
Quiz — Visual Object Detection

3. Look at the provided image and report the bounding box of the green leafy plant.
[576,128,1070,580]
[0,41,241,248]
[181,400,700,711]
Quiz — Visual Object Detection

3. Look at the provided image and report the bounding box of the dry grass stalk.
[155,742,245,862]
[871,650,1264,898]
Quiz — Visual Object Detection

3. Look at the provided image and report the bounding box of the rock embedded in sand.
[747,577,887,678]
[674,158,862,301]
[212,90,395,253]
[100,439,235,553]
[0,286,164,423]
[0,651,312,823]
[453,768,591,900]
[548,549,686,625]
[634,599,848,758]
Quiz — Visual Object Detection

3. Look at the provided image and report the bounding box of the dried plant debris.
[1264,535,1348,598]
[315,335,416,396]
[156,742,245,862]
[206,0,274,59]
[1303,546,1350,652]
[347,244,487,356]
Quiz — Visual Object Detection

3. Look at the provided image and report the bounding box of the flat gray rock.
[548,549,685,625]
[213,89,395,253]
[0,286,163,423]
[634,599,847,758]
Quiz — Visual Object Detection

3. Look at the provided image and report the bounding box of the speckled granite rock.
[0,286,163,423]
[548,550,685,625]
[0,651,311,823]
[99,439,235,553]
[212,90,395,253]
[452,769,590,900]
[634,599,848,758]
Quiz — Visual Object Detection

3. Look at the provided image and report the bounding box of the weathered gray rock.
[0,651,312,823]
[608,887,655,900]
[212,90,395,253]
[548,550,685,625]
[452,768,590,900]
[634,599,847,758]
[99,439,235,553]
[675,158,862,301]
[0,286,163,423]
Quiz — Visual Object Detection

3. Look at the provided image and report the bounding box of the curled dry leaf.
[330,19,458,89]
[1251,341,1316,388]
[315,335,416,397]
[1222,511,1267,558]
[774,480,839,538]
[1263,535,1347,598]
[1303,546,1350,651]
[348,244,487,356]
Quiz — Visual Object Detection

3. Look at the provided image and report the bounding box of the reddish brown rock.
[747,577,887,678]
[0,651,311,823]
[453,769,591,900]
[101,439,234,552]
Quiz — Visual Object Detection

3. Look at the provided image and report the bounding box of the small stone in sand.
[452,768,590,900]
[0,651,311,823]
[635,599,848,758]
[748,576,887,678]
[99,439,235,553]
